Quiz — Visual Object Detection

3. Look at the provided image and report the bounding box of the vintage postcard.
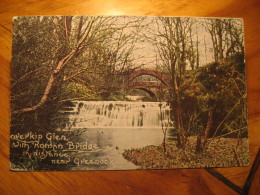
[10,16,249,171]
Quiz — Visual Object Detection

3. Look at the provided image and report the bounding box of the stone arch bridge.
[124,69,171,99]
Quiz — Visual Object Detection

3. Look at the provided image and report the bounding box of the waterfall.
[66,101,171,128]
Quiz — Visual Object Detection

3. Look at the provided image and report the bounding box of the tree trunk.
[195,135,203,153]
[12,56,72,114]
[195,111,213,153]
[202,111,213,147]
[12,18,96,115]
[174,76,185,148]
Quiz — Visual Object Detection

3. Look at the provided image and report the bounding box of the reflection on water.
[70,127,166,170]
[61,101,174,170]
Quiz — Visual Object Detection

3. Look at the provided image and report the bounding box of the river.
[60,101,175,170]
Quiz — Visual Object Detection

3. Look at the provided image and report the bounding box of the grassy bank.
[123,137,249,169]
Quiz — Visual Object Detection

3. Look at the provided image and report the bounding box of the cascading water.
[57,100,175,170]
[66,101,171,129]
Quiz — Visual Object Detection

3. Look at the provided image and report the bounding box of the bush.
[178,54,247,138]
[60,82,101,100]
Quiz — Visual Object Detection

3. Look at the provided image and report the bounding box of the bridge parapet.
[126,69,171,86]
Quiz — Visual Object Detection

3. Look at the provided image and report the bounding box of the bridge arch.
[129,87,156,97]
[124,69,171,100]
[126,69,171,87]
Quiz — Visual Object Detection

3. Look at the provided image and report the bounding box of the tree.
[61,16,145,100]
[11,16,145,114]
[12,16,110,113]
[152,17,198,148]
[204,18,244,62]
[193,54,247,152]
[151,17,246,152]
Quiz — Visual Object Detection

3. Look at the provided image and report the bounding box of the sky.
[116,16,244,70]
[37,15,244,71]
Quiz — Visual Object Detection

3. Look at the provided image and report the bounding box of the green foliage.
[11,16,140,133]
[178,53,247,138]
[60,82,101,100]
[12,17,57,110]
[11,16,71,132]
[107,94,126,101]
